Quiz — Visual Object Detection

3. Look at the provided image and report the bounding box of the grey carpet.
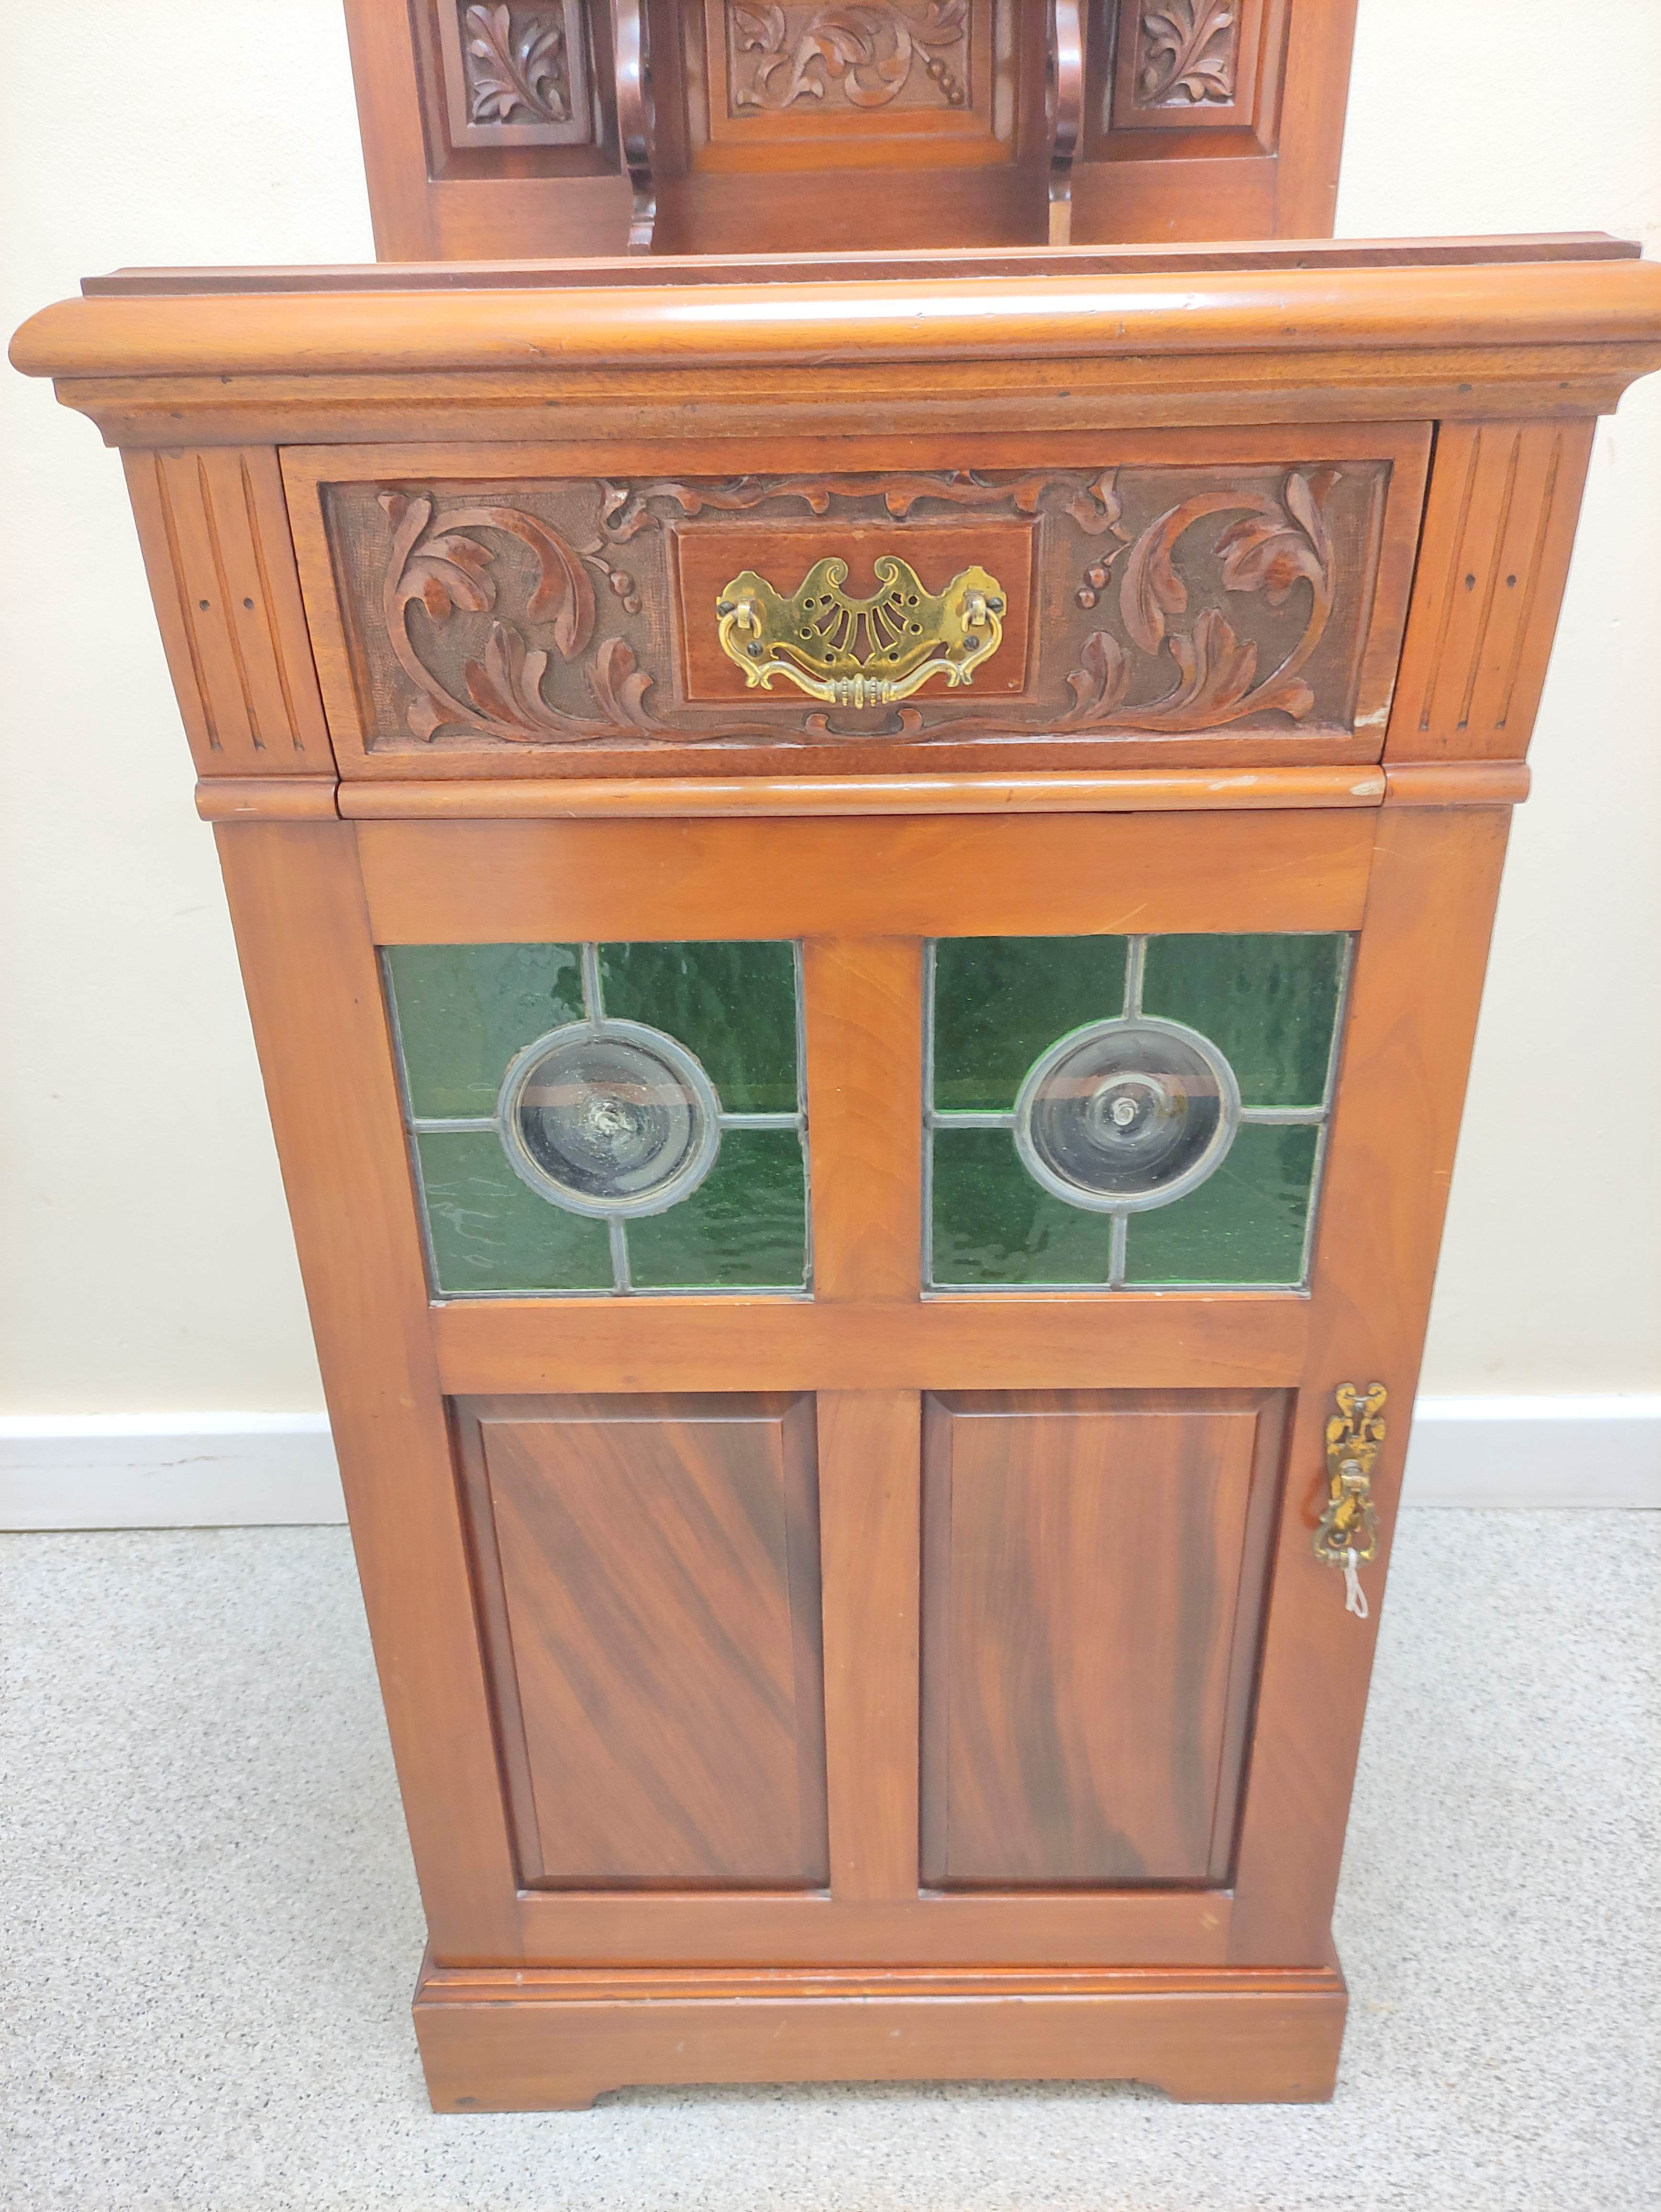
[1,1511,1655,2211]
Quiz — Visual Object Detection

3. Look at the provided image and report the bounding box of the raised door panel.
[459,1393,828,1885]
[921,1389,1281,1885]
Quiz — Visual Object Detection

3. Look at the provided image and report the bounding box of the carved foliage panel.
[703,0,1003,155]
[728,0,971,114]
[1109,0,1274,136]
[313,455,1400,766]
[435,0,595,149]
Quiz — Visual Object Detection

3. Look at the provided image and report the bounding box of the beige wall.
[2,0,1657,1414]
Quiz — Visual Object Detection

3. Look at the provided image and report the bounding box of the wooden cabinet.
[12,234,1661,2111]
[343,1,1360,258]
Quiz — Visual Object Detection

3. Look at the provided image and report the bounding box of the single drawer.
[285,426,1428,781]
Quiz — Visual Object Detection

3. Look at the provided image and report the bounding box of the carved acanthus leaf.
[461,3,570,125]
[1058,468,1338,733]
[377,491,662,744]
[1137,0,1238,108]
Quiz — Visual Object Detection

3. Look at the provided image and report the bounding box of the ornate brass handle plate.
[1315,1382,1385,1618]
[716,557,1006,708]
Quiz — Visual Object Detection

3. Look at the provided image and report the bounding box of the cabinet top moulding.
[14,239,1661,449]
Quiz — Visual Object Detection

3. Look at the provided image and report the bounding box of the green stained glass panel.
[386,943,583,1118]
[932,937,1128,1111]
[1124,1124,1320,1286]
[598,941,798,1112]
[627,1129,808,1290]
[415,1131,612,1294]
[930,1128,1112,1287]
[1141,934,1346,1107]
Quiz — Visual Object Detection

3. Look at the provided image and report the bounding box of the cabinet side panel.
[921,1390,1269,1885]
[475,1394,829,1885]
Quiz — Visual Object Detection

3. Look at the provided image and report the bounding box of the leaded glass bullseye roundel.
[498,1020,722,1219]
[1013,1017,1242,1214]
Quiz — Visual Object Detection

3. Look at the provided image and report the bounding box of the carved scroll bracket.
[611,0,656,251]
[1049,0,1084,244]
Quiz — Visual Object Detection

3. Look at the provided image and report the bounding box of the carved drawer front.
[284,429,1428,778]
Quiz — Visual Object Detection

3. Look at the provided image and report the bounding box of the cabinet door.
[313,801,1507,1966]
[921,1391,1282,1886]
[458,1394,827,1887]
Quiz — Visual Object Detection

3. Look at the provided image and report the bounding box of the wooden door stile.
[1228,806,1512,1963]
[212,822,521,1959]
[818,1391,923,1904]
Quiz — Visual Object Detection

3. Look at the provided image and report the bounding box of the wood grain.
[73,237,1638,299]
[432,1292,1312,1396]
[414,1953,1347,2108]
[462,1394,828,1887]
[21,258,1661,383]
[336,766,1389,816]
[280,421,1423,783]
[919,1391,1272,1886]
[818,1391,922,1902]
[801,940,923,1304]
[358,812,1374,943]
[122,447,332,777]
[211,823,520,1958]
[1229,807,1513,1964]
[509,1884,1232,1967]
[1386,420,1597,762]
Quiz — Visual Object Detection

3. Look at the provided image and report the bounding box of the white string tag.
[1343,1550,1369,1619]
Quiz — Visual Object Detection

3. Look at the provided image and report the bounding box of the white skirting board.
[0,1398,1658,1529]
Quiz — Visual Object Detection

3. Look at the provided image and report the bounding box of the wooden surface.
[1076,0,1356,246]
[122,447,331,778]
[919,1391,1275,1886]
[202,762,1541,821]
[334,766,1391,817]
[1386,420,1597,763]
[211,823,521,1960]
[21,246,1657,458]
[414,1954,1347,2108]
[801,940,923,1305]
[459,1394,827,1886]
[1228,806,1513,1964]
[818,1391,921,1903]
[78,235,1643,295]
[432,1291,1310,1396]
[341,0,1352,265]
[21,255,1661,384]
[278,423,1424,782]
[356,811,1373,943]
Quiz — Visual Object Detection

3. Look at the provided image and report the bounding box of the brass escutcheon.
[1314,1381,1386,1571]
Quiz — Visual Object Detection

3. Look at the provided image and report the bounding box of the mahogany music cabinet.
[13,234,1661,2109]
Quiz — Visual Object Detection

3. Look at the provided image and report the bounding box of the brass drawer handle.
[1315,1382,1385,1618]
[717,556,1006,708]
